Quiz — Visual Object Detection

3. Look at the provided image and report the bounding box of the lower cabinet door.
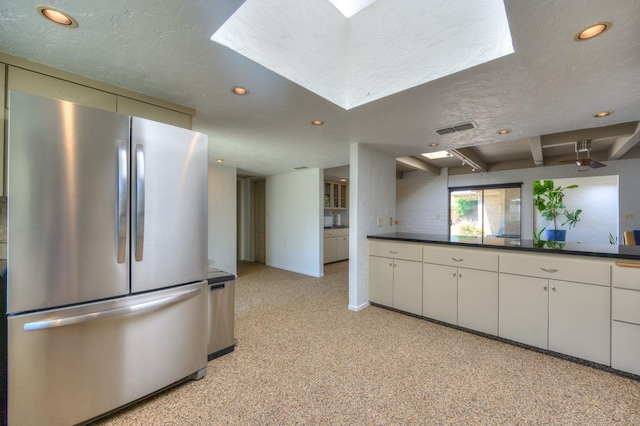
[612,320,640,375]
[498,273,548,349]
[458,269,498,335]
[368,256,394,307]
[423,263,458,325]
[336,236,349,261]
[324,237,337,263]
[393,259,423,315]
[548,280,610,365]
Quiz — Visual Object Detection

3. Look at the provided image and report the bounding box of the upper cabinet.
[1,56,196,195]
[8,67,117,112]
[116,97,191,129]
[324,180,348,210]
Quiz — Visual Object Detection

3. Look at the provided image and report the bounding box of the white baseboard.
[348,301,370,312]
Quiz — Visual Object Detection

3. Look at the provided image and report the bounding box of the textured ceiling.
[0,0,639,178]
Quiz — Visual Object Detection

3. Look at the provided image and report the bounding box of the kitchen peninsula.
[368,233,640,378]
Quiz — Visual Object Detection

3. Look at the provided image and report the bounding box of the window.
[449,183,521,242]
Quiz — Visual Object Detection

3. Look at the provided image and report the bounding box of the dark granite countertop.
[367,232,640,261]
[207,268,235,284]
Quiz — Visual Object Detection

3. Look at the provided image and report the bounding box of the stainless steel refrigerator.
[3,91,209,425]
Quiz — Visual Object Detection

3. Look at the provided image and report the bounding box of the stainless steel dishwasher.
[207,268,236,361]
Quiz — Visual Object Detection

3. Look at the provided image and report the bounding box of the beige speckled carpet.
[96,261,640,425]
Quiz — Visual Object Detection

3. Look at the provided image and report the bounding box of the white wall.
[266,168,323,277]
[396,157,640,243]
[207,163,238,275]
[349,143,396,311]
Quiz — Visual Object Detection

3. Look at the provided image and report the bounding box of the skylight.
[421,151,452,160]
[212,0,514,110]
[327,0,379,18]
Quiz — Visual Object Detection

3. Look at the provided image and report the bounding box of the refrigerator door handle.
[23,287,202,331]
[116,141,129,263]
[134,144,145,261]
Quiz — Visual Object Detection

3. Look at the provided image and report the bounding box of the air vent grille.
[436,127,456,135]
[436,121,477,135]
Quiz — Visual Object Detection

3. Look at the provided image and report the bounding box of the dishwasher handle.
[209,283,227,291]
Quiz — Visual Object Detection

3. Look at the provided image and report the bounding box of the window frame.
[448,182,522,242]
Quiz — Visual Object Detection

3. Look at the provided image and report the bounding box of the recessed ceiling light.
[216,159,224,163]
[339,178,347,182]
[593,111,613,118]
[311,120,324,126]
[37,6,78,27]
[429,143,439,147]
[497,129,511,135]
[231,86,248,95]
[575,22,611,41]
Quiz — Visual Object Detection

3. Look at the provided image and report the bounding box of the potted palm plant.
[533,179,582,241]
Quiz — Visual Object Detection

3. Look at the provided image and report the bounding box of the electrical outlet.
[377,217,383,227]
[389,216,393,226]
[625,214,635,220]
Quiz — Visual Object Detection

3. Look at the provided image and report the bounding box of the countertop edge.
[367,234,640,261]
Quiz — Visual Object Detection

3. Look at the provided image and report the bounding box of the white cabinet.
[369,255,394,307]
[422,263,457,324]
[324,180,347,210]
[368,241,422,315]
[324,228,348,263]
[457,268,499,335]
[423,246,498,335]
[499,252,611,365]
[499,274,548,348]
[7,66,118,112]
[611,262,640,375]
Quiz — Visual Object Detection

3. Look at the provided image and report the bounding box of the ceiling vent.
[436,121,477,135]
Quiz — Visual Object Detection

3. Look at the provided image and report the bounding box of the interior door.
[130,117,208,292]
[7,91,130,313]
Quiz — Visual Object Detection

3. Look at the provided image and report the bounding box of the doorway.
[253,180,266,263]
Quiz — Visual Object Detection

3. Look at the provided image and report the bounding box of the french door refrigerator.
[3,91,209,425]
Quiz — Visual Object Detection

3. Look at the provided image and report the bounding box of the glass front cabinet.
[324,180,348,209]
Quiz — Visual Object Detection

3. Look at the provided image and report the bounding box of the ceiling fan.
[557,140,607,170]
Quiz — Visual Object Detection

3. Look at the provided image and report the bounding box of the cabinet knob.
[452,273,457,278]
[451,258,464,262]
[551,286,556,291]
[542,285,548,290]
[458,273,462,278]
[389,250,398,254]
[540,267,558,273]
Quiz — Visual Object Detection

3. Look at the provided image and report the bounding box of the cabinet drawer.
[613,288,640,324]
[325,228,348,237]
[612,261,640,291]
[368,240,422,261]
[424,245,498,271]
[499,253,610,286]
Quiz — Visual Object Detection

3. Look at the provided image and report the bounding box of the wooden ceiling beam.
[527,136,544,166]
[608,122,640,160]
